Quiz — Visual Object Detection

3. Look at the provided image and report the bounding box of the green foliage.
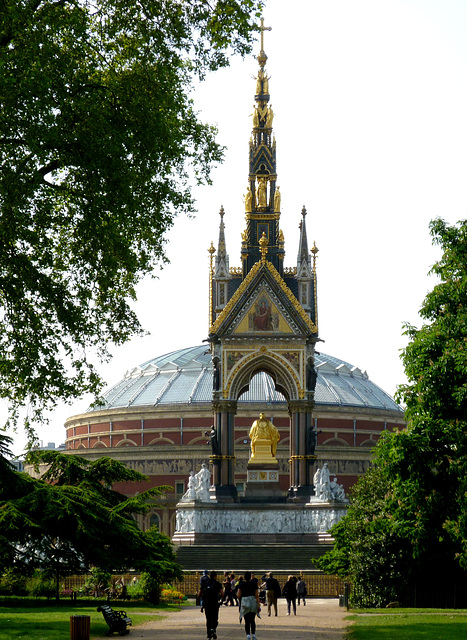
[139,572,162,605]
[0,449,181,600]
[397,218,467,423]
[0,0,263,437]
[319,468,411,608]
[316,520,351,578]
[0,568,30,596]
[82,567,111,597]
[390,219,467,571]
[126,580,144,599]
[28,571,55,599]
[325,219,467,606]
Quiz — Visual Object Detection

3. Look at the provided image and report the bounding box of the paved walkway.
[121,598,349,640]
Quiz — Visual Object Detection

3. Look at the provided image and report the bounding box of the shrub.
[82,567,111,597]
[139,572,161,605]
[0,569,29,596]
[28,572,55,599]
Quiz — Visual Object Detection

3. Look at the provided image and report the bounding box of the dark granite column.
[210,400,237,502]
[288,400,316,501]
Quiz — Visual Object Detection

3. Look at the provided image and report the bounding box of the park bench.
[97,604,132,636]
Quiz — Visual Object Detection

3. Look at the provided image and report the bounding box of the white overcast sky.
[10,0,467,454]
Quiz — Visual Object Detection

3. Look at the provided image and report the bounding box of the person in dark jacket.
[200,571,223,639]
[282,575,297,616]
[199,570,210,612]
[264,572,281,617]
[297,577,307,606]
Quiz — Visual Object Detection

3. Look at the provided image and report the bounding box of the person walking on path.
[282,575,297,616]
[199,570,210,612]
[230,574,239,606]
[236,576,244,609]
[200,570,223,639]
[238,571,260,640]
[264,572,281,617]
[222,571,232,606]
[297,578,307,606]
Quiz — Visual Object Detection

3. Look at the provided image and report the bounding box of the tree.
[0,0,263,438]
[0,448,181,600]
[318,219,467,606]
[317,467,412,608]
[379,218,467,578]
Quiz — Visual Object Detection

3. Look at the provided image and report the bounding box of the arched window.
[149,514,160,530]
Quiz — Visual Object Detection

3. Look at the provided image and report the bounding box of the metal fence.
[64,572,344,599]
[169,572,343,598]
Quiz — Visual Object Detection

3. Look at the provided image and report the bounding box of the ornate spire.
[213,206,230,316]
[297,206,310,266]
[241,20,284,276]
[208,242,216,328]
[214,205,229,279]
[216,205,227,261]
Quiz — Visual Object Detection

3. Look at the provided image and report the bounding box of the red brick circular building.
[64,344,404,537]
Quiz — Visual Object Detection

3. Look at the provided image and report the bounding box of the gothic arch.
[228,353,300,402]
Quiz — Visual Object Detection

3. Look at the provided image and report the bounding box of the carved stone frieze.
[174,504,347,535]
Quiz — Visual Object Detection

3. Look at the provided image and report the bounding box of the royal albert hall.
[64,345,404,538]
[63,29,405,541]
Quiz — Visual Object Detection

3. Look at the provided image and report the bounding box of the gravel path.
[110,598,350,640]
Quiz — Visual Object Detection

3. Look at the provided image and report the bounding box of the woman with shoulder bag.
[238,571,260,640]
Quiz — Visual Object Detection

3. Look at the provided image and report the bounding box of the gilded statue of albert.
[249,412,280,458]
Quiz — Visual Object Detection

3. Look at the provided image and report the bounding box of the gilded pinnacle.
[259,231,269,263]
[311,241,319,271]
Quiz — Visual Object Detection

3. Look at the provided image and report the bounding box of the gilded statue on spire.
[274,186,281,212]
[265,105,274,129]
[255,68,270,96]
[244,185,252,212]
[256,177,267,208]
[252,106,259,128]
[255,74,261,95]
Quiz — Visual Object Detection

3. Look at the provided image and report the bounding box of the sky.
[9,0,467,454]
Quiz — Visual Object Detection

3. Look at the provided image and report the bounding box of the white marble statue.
[319,463,331,499]
[313,465,347,502]
[330,476,347,502]
[181,471,197,502]
[194,463,211,502]
[313,468,321,497]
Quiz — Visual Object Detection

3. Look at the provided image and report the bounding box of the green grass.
[347,609,467,640]
[0,601,182,640]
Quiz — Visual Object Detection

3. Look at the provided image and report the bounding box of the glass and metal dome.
[95,345,401,413]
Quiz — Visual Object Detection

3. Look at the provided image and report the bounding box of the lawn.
[347,609,467,640]
[0,601,181,640]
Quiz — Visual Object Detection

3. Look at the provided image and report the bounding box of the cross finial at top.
[260,18,272,52]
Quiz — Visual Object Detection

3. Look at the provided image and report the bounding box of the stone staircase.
[175,542,333,573]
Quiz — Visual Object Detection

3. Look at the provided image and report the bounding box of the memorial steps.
[175,541,333,573]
